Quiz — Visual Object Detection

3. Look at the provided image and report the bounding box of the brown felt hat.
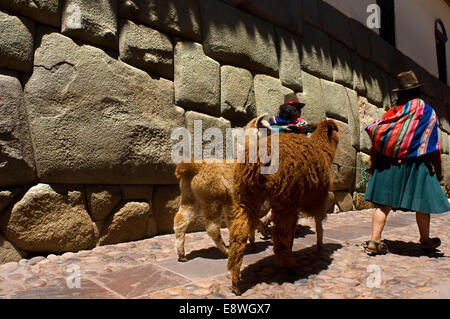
[283,93,305,108]
[392,70,424,92]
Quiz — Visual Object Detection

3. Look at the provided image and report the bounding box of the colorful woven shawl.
[365,98,440,158]
[268,116,308,134]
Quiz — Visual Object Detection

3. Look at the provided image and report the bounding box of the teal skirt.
[364,157,450,214]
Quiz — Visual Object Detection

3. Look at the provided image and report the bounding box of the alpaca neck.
[310,130,338,162]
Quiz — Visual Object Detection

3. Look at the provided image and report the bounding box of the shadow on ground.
[237,243,343,294]
[383,240,446,258]
[184,240,272,261]
[184,225,313,261]
[295,225,315,238]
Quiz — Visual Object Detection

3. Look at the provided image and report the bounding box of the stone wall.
[0,0,449,262]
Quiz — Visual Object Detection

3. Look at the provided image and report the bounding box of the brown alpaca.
[227,120,340,295]
[173,115,273,262]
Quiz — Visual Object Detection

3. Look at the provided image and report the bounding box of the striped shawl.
[365,98,440,158]
[268,116,308,134]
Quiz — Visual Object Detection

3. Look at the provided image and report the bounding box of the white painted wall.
[395,0,450,83]
[324,0,450,85]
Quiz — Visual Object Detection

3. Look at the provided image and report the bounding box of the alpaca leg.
[200,200,229,256]
[271,210,299,271]
[315,215,325,253]
[227,205,259,295]
[205,217,228,256]
[174,205,195,262]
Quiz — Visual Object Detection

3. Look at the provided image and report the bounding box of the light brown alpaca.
[173,115,273,262]
[227,120,340,295]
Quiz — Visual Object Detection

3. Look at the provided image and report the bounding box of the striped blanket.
[365,98,440,158]
[268,116,308,134]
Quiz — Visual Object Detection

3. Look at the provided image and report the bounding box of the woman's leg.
[368,205,391,249]
[416,212,430,243]
[416,212,441,249]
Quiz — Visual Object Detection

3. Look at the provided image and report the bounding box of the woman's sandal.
[363,240,389,256]
[420,237,441,251]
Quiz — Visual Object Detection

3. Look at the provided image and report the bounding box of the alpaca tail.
[174,159,201,180]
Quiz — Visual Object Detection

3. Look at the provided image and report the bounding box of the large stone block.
[351,52,367,96]
[321,79,350,123]
[439,129,449,155]
[99,201,150,245]
[321,81,359,150]
[442,154,450,188]
[358,96,385,154]
[331,39,353,88]
[301,0,322,29]
[0,234,27,264]
[221,65,256,122]
[0,10,34,72]
[184,111,231,160]
[174,41,220,116]
[254,74,293,117]
[297,71,326,124]
[301,23,333,81]
[0,0,61,27]
[363,61,384,107]
[330,119,356,192]
[276,27,302,91]
[238,0,303,36]
[24,32,184,185]
[201,0,279,77]
[86,185,122,221]
[61,0,118,50]
[119,20,173,79]
[118,0,201,42]
[334,191,355,212]
[383,75,397,110]
[319,1,354,50]
[349,18,372,61]
[345,88,361,151]
[0,188,23,214]
[0,183,97,253]
[0,69,37,187]
[121,185,156,237]
[353,192,374,210]
[424,97,450,134]
[152,185,205,235]
[355,152,371,193]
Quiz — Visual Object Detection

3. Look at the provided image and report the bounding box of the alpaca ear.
[327,120,339,137]
[256,113,275,132]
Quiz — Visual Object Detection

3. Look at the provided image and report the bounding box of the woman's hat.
[392,70,424,92]
[283,93,305,108]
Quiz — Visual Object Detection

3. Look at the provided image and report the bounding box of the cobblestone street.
[0,209,448,299]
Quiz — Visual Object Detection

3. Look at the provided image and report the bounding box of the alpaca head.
[311,119,340,152]
[326,120,340,153]
[232,114,275,161]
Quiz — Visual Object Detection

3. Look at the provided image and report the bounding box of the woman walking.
[363,70,450,255]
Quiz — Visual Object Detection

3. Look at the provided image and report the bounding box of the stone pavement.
[0,209,449,299]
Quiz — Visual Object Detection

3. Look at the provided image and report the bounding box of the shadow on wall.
[119,0,448,110]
